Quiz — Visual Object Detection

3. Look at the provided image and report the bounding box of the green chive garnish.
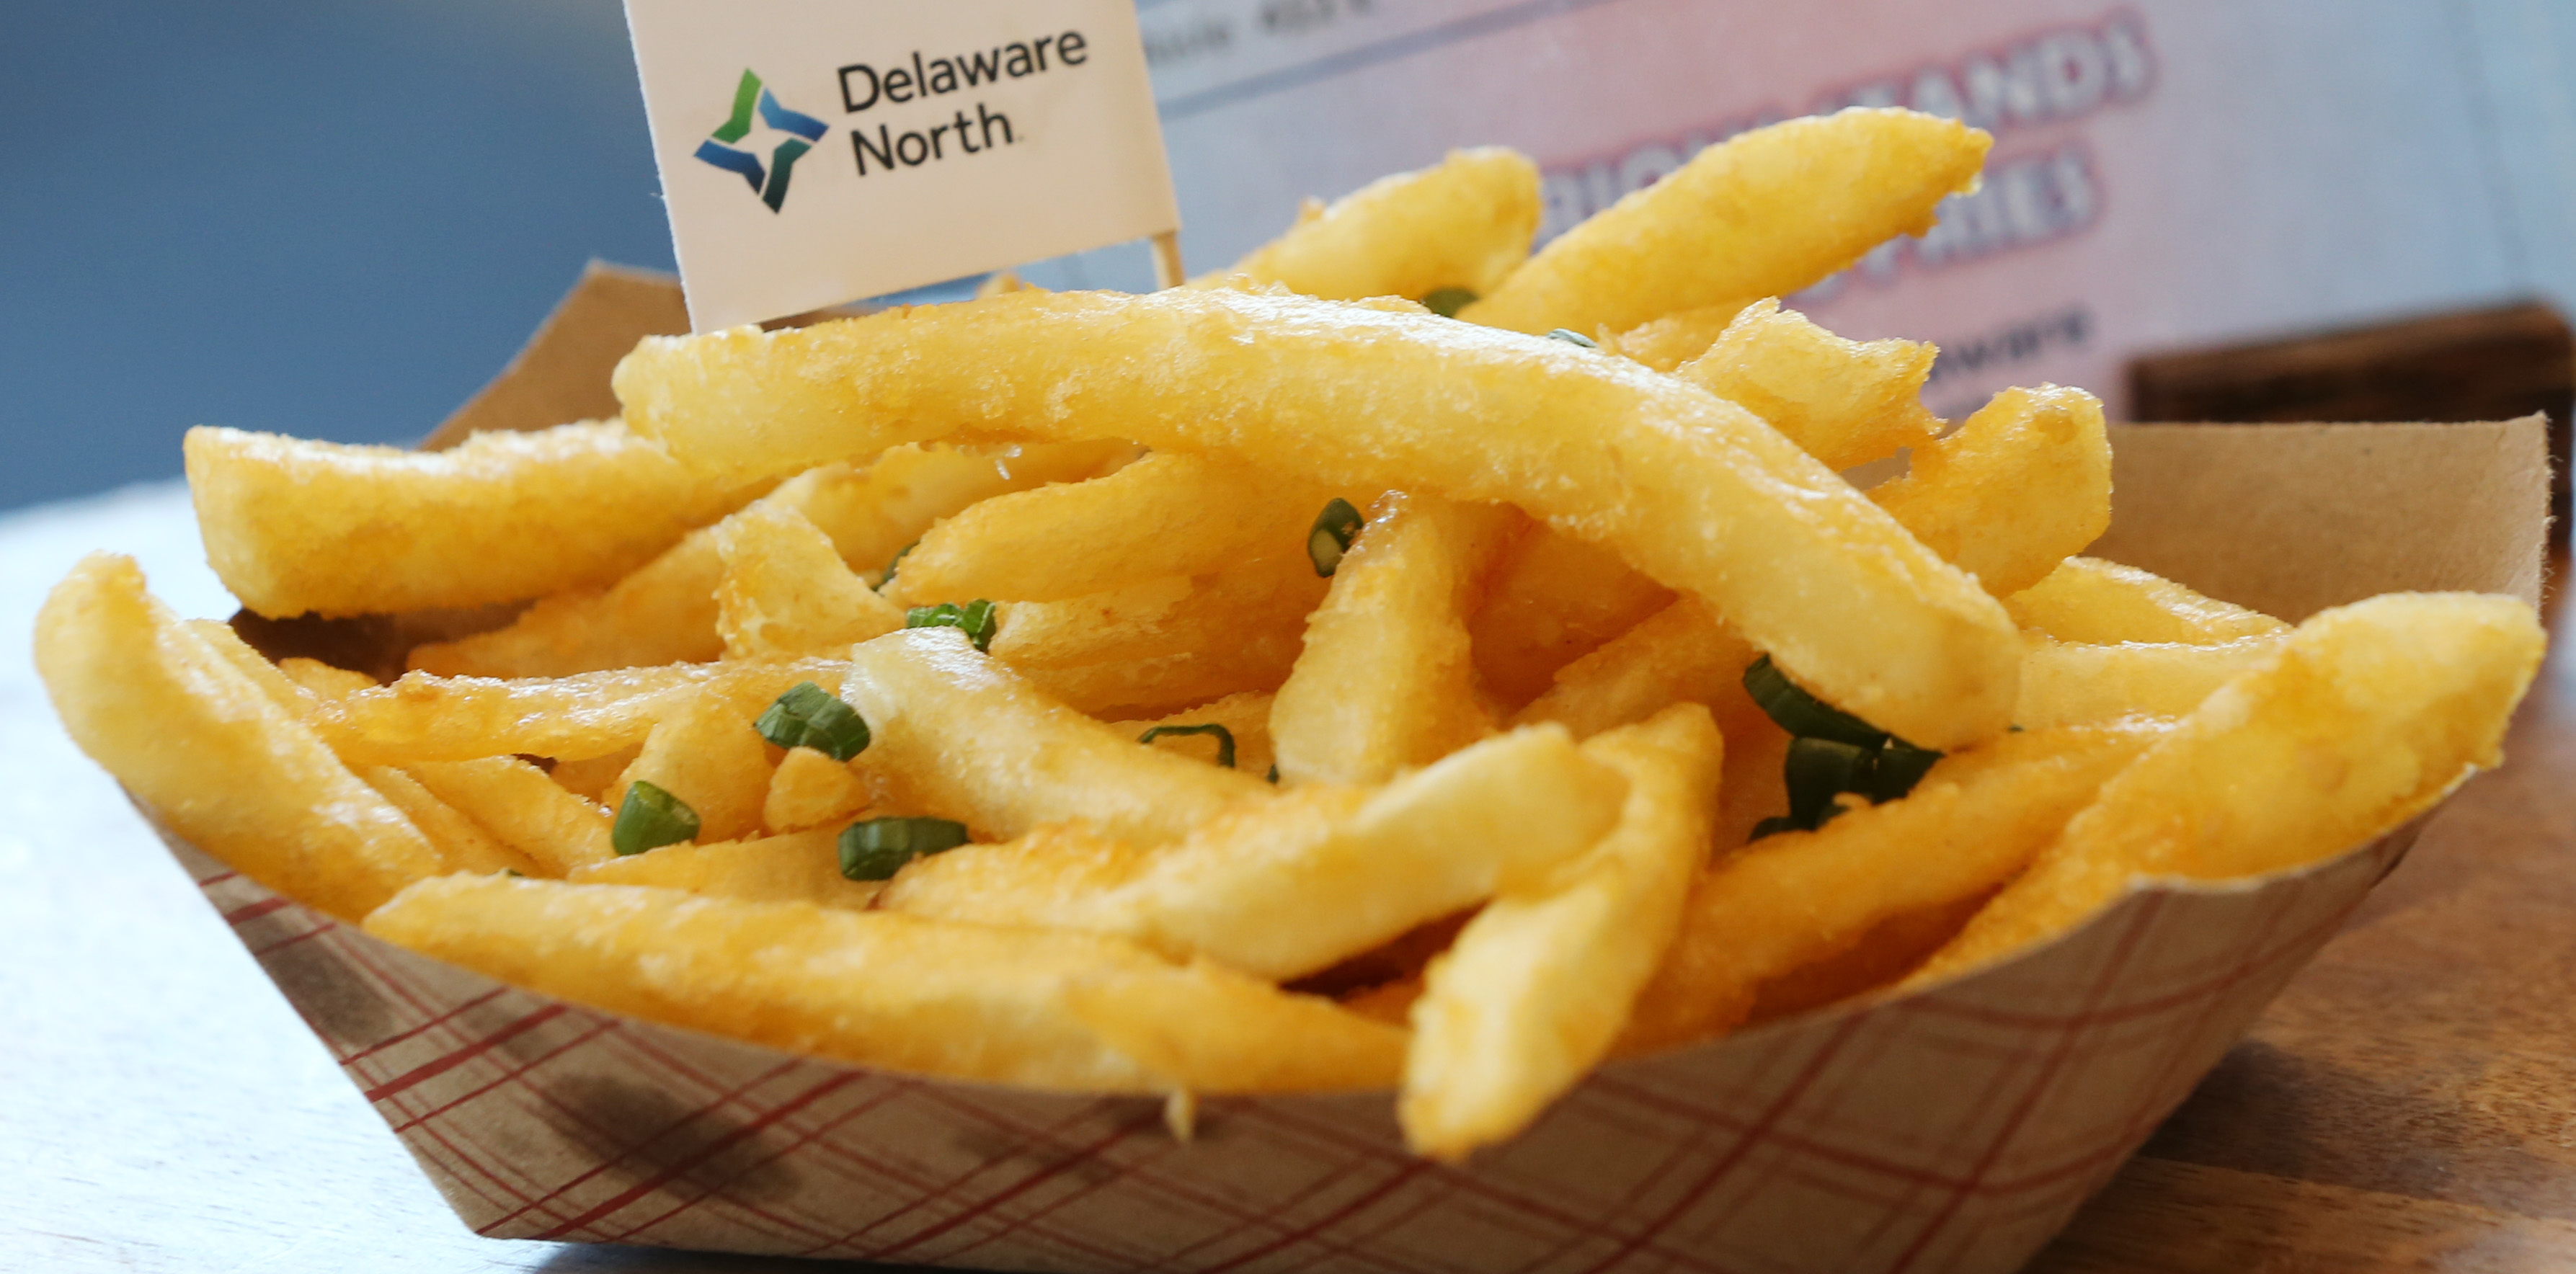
[1266,762,1280,784]
[1138,723,1237,769]
[1872,738,1943,803]
[880,540,918,591]
[1421,287,1477,318]
[1783,737,1875,830]
[1309,498,1364,576]
[838,816,972,881]
[1545,328,1599,349]
[612,780,699,856]
[753,681,871,761]
[905,599,999,651]
[1743,655,1889,749]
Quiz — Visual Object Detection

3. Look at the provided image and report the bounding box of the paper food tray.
[154,265,2551,1273]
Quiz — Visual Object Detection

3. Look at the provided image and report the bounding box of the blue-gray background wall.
[7,1,2576,512]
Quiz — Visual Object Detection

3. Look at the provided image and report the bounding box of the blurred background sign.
[4,0,2572,510]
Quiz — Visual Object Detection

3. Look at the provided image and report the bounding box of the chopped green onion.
[838,816,972,881]
[1309,498,1364,576]
[1743,655,1889,749]
[752,681,871,761]
[1266,762,1280,784]
[1421,287,1478,318]
[501,868,523,878]
[1872,738,1943,803]
[1545,328,1599,348]
[905,599,999,651]
[612,780,699,856]
[1137,723,1236,769]
[1749,815,1801,842]
[879,540,918,591]
[1784,736,1875,830]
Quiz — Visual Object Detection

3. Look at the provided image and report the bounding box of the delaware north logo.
[693,70,829,213]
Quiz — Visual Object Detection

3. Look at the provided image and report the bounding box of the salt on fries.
[40,107,2543,1162]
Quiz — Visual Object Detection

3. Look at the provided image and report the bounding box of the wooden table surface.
[4,486,2570,1273]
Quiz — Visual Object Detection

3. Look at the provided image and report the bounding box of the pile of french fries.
[39,107,2544,1162]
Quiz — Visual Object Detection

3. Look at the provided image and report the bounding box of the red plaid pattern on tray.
[157,818,2421,1274]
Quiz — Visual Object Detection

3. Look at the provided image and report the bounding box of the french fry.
[762,746,871,833]
[1112,691,1277,778]
[34,553,445,920]
[1457,108,1988,334]
[278,656,377,699]
[1602,302,1755,372]
[1402,704,1723,1159]
[365,876,1400,1093]
[549,744,639,803]
[2015,634,2283,729]
[1914,592,2544,985]
[884,724,1628,981]
[405,442,1133,678]
[990,550,1325,673]
[407,757,617,876]
[1620,720,2167,1051]
[607,680,778,845]
[1063,961,1408,1093]
[571,827,879,909]
[188,420,767,618]
[615,286,2021,748]
[359,766,539,876]
[714,503,905,659]
[1870,384,2112,597]
[2006,556,2290,645]
[1196,146,1541,304]
[1512,597,1762,741]
[186,617,326,717]
[1673,298,1943,471]
[843,627,1273,844]
[892,452,1335,603]
[1273,493,1519,784]
[317,659,843,765]
[1467,524,1674,709]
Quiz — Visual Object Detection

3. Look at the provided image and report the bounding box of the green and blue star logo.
[694,70,828,213]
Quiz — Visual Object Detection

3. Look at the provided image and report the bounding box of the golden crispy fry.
[185,618,324,717]
[1458,108,1989,334]
[549,744,639,803]
[1916,593,2544,984]
[990,550,1324,672]
[878,821,1152,926]
[893,452,1334,603]
[1673,298,1943,471]
[1467,524,1673,709]
[608,680,778,844]
[359,767,538,876]
[1602,302,1755,372]
[1870,384,2112,597]
[2006,556,2289,646]
[405,443,1131,678]
[407,757,616,876]
[714,503,905,659]
[1113,691,1277,778]
[1063,961,1408,1093]
[571,827,880,909]
[616,287,2020,748]
[762,747,871,833]
[1196,146,1541,303]
[1513,597,1761,741]
[188,420,765,618]
[366,876,1398,1092]
[1274,494,1518,784]
[884,724,1628,980]
[35,554,444,920]
[843,627,1273,843]
[1402,705,1722,1159]
[278,656,376,699]
[1621,721,2165,1051]
[318,659,843,765]
[2015,635,2282,729]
